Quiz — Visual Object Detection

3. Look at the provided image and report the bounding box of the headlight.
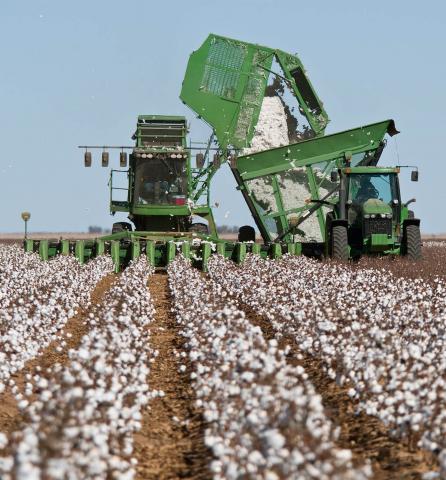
[386,213,393,219]
[364,214,370,219]
[370,214,376,219]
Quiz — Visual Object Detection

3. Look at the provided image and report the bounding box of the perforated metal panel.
[201,38,247,100]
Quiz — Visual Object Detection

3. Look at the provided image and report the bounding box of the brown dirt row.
[134,273,211,480]
[0,273,116,455]
[240,305,438,480]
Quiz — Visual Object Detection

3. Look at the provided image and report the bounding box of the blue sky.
[1,0,445,233]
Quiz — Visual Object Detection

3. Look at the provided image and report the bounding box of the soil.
[352,245,446,281]
[0,273,117,455]
[240,306,438,479]
[133,273,211,480]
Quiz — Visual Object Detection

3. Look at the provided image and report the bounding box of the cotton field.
[0,242,446,479]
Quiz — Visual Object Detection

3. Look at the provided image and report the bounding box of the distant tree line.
[88,226,111,234]
[216,225,239,234]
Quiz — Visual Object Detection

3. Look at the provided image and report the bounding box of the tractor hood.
[362,198,392,216]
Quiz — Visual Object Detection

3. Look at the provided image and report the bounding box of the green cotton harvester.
[25,33,421,270]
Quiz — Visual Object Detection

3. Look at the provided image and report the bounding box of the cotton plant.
[0,255,155,479]
[207,252,446,474]
[168,255,370,479]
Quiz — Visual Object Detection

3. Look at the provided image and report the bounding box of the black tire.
[405,224,421,260]
[238,225,256,242]
[112,222,133,234]
[189,222,209,235]
[331,225,348,261]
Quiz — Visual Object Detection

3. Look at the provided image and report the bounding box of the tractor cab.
[329,166,420,258]
[346,168,399,237]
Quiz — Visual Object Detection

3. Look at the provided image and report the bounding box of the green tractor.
[326,165,420,260]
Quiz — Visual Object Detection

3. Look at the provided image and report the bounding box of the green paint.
[251,243,261,255]
[166,241,176,264]
[75,241,85,264]
[180,34,329,150]
[146,241,155,266]
[39,240,48,261]
[61,240,70,255]
[111,241,120,272]
[25,239,34,253]
[216,242,226,256]
[236,242,247,264]
[181,241,191,259]
[201,243,212,271]
[131,240,141,260]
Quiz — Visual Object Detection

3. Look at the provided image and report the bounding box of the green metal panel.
[131,240,141,260]
[216,242,226,256]
[166,241,176,264]
[25,239,34,253]
[286,242,302,255]
[75,241,85,265]
[180,34,329,150]
[235,243,247,264]
[39,240,48,261]
[111,241,121,272]
[181,241,191,259]
[370,233,392,246]
[61,240,70,255]
[146,241,155,266]
[306,165,326,241]
[95,239,105,256]
[270,243,282,259]
[201,242,212,271]
[237,120,397,180]
[251,243,261,255]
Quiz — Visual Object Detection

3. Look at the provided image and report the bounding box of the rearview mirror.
[411,170,419,182]
[330,171,338,182]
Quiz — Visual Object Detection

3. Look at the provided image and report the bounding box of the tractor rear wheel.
[331,225,348,261]
[238,225,256,242]
[405,224,422,260]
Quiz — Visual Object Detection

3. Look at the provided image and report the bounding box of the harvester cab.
[327,165,421,260]
[107,115,216,236]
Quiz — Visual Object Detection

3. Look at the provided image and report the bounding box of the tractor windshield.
[348,173,398,205]
[134,157,188,206]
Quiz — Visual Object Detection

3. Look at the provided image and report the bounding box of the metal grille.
[364,218,392,236]
[234,51,269,143]
[201,38,246,100]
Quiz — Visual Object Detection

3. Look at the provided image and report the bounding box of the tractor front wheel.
[405,224,422,260]
[331,225,349,261]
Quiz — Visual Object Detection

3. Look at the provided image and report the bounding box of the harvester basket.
[233,120,398,244]
[180,34,329,151]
